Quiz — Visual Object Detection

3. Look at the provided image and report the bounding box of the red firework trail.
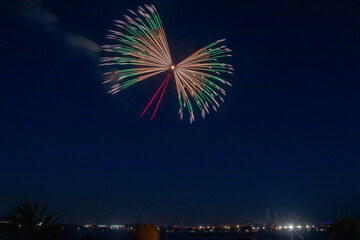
[140,73,170,118]
[151,74,170,120]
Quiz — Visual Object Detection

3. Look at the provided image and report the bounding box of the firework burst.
[100,4,233,123]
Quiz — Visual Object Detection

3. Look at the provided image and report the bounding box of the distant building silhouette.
[265,208,270,225]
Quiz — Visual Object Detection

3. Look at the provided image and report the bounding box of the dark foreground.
[63,231,327,240]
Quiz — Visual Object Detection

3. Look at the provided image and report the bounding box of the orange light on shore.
[171,65,175,70]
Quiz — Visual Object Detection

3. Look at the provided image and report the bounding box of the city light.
[55,221,329,235]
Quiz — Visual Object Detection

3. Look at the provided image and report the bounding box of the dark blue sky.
[1,0,360,225]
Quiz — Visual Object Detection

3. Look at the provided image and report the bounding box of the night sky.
[1,0,360,225]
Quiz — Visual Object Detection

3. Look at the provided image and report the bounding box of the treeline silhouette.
[328,216,360,240]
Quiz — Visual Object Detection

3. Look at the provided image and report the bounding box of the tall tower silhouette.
[274,210,279,226]
[266,208,270,225]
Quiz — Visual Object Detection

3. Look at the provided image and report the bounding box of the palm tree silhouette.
[0,201,61,240]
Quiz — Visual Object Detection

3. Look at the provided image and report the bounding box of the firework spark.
[100,5,233,123]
